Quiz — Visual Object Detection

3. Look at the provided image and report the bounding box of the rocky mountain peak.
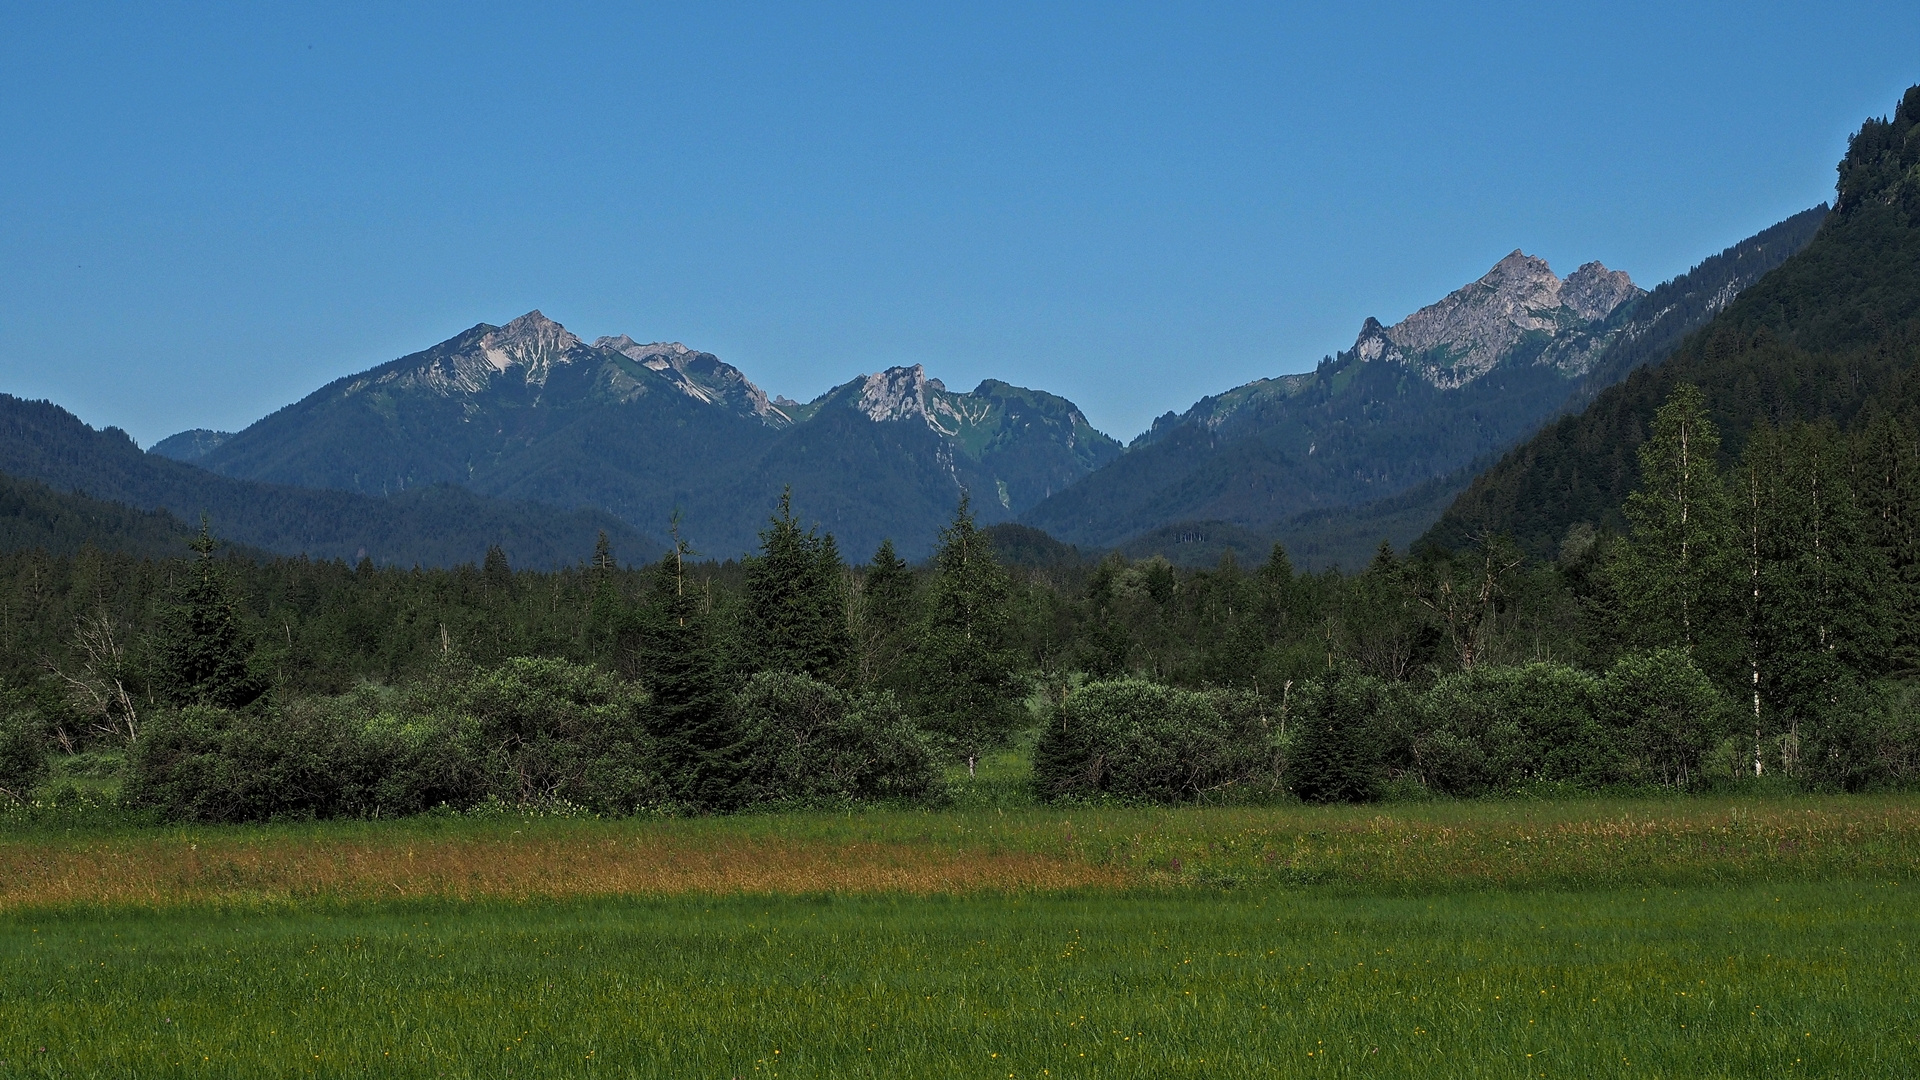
[856,365,933,423]
[1348,252,1643,388]
[1561,261,1641,321]
[481,311,584,379]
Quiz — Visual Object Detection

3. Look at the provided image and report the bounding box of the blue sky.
[1,2,1915,446]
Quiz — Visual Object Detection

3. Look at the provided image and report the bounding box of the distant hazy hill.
[1423,87,1920,559]
[187,312,1120,558]
[0,395,660,568]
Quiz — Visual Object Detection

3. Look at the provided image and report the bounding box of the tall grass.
[3,880,1915,1077]
[4,794,1918,908]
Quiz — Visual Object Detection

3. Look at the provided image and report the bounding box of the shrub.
[1595,649,1730,789]
[1416,662,1617,796]
[125,658,662,822]
[733,672,942,806]
[443,657,658,812]
[0,705,48,803]
[125,702,380,823]
[1289,667,1396,803]
[1031,679,1282,804]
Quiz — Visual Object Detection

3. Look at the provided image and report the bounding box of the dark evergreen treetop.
[641,532,743,811]
[151,521,266,710]
[739,489,851,683]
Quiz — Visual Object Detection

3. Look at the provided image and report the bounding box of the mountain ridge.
[1420,85,1920,558]
[182,316,1121,559]
[0,394,661,568]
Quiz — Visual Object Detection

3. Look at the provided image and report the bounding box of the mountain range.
[1016,204,1824,567]
[159,314,1117,560]
[0,394,659,568]
[0,120,1854,571]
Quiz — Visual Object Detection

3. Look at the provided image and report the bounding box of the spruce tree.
[1290,665,1381,803]
[856,538,916,688]
[1607,384,1737,662]
[153,522,265,709]
[1744,421,1890,774]
[740,489,851,682]
[642,532,742,811]
[908,493,1025,770]
[1850,410,1920,673]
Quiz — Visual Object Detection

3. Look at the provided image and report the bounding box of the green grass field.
[4,785,1920,1077]
[5,881,1916,1078]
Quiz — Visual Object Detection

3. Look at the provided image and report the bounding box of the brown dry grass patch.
[0,830,1126,910]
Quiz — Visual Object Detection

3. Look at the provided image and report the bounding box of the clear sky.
[1,2,1915,446]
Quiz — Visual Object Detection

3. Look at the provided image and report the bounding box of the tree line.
[4,389,1920,818]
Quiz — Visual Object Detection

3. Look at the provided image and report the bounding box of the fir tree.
[1290,665,1381,803]
[856,538,917,688]
[152,522,265,709]
[1743,422,1890,774]
[908,493,1025,770]
[642,529,742,811]
[739,489,851,683]
[1607,384,1737,661]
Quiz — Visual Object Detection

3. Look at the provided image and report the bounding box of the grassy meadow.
[3,761,1920,1077]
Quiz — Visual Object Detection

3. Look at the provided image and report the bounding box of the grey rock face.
[595,335,791,426]
[1359,251,1644,388]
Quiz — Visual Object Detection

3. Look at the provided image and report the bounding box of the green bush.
[1031,679,1282,804]
[125,702,380,823]
[0,705,49,803]
[441,657,658,812]
[1595,649,1731,789]
[126,658,662,823]
[1416,662,1618,796]
[732,672,942,806]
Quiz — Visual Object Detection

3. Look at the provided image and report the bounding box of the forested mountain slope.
[0,471,202,558]
[188,313,1120,558]
[1020,253,1645,551]
[1031,204,1826,570]
[0,395,658,567]
[1424,87,1920,559]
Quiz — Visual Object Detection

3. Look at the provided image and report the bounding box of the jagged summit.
[476,310,583,377]
[594,334,790,425]
[183,312,1120,559]
[852,364,962,428]
[1562,261,1641,320]
[1355,252,1643,388]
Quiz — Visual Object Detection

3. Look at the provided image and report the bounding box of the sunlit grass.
[3,880,1915,1077]
[5,793,1920,908]
[4,794,1919,1076]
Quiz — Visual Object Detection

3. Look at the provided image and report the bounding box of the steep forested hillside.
[0,395,660,568]
[1424,87,1920,559]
